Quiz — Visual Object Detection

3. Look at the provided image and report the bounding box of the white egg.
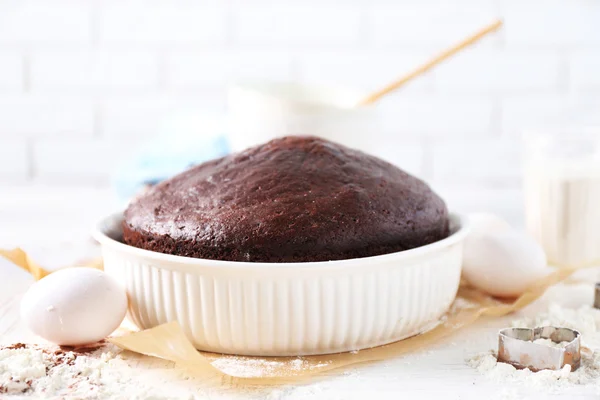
[468,212,512,235]
[20,267,128,346]
[462,230,552,298]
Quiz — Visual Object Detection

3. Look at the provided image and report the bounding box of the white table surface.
[1,184,598,400]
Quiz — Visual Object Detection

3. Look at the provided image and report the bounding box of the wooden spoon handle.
[359,19,503,106]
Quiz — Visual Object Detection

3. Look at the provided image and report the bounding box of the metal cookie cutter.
[497,326,581,372]
[594,283,600,309]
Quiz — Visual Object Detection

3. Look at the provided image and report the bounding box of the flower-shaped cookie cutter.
[497,326,581,372]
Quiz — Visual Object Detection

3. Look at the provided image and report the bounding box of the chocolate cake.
[123,136,449,262]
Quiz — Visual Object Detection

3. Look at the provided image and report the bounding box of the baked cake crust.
[123,136,449,262]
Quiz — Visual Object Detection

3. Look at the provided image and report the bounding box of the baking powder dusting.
[468,303,600,392]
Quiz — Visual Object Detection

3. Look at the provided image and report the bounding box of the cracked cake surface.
[123,136,449,262]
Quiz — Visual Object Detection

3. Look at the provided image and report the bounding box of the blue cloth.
[112,132,230,205]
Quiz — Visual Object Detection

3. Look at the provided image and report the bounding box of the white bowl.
[93,212,468,356]
[227,82,380,153]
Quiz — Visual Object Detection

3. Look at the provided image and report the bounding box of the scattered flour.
[0,342,193,399]
[210,358,285,378]
[210,356,331,378]
[468,304,600,392]
[449,297,480,313]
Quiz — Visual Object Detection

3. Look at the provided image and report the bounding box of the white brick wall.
[232,5,363,46]
[369,3,501,48]
[0,140,28,181]
[0,2,91,45]
[0,53,23,90]
[0,95,94,137]
[378,94,496,137]
[166,51,294,89]
[501,94,600,135]
[570,52,600,90]
[297,50,434,92]
[432,139,521,185]
[101,93,226,138]
[99,5,227,46]
[31,51,159,92]
[0,0,598,188]
[434,49,561,94]
[32,138,142,183]
[502,0,600,48]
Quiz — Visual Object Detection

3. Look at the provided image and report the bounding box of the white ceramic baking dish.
[93,212,468,356]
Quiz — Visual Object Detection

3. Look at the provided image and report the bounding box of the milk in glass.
[523,131,600,267]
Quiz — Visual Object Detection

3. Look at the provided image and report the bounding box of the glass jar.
[523,128,600,267]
